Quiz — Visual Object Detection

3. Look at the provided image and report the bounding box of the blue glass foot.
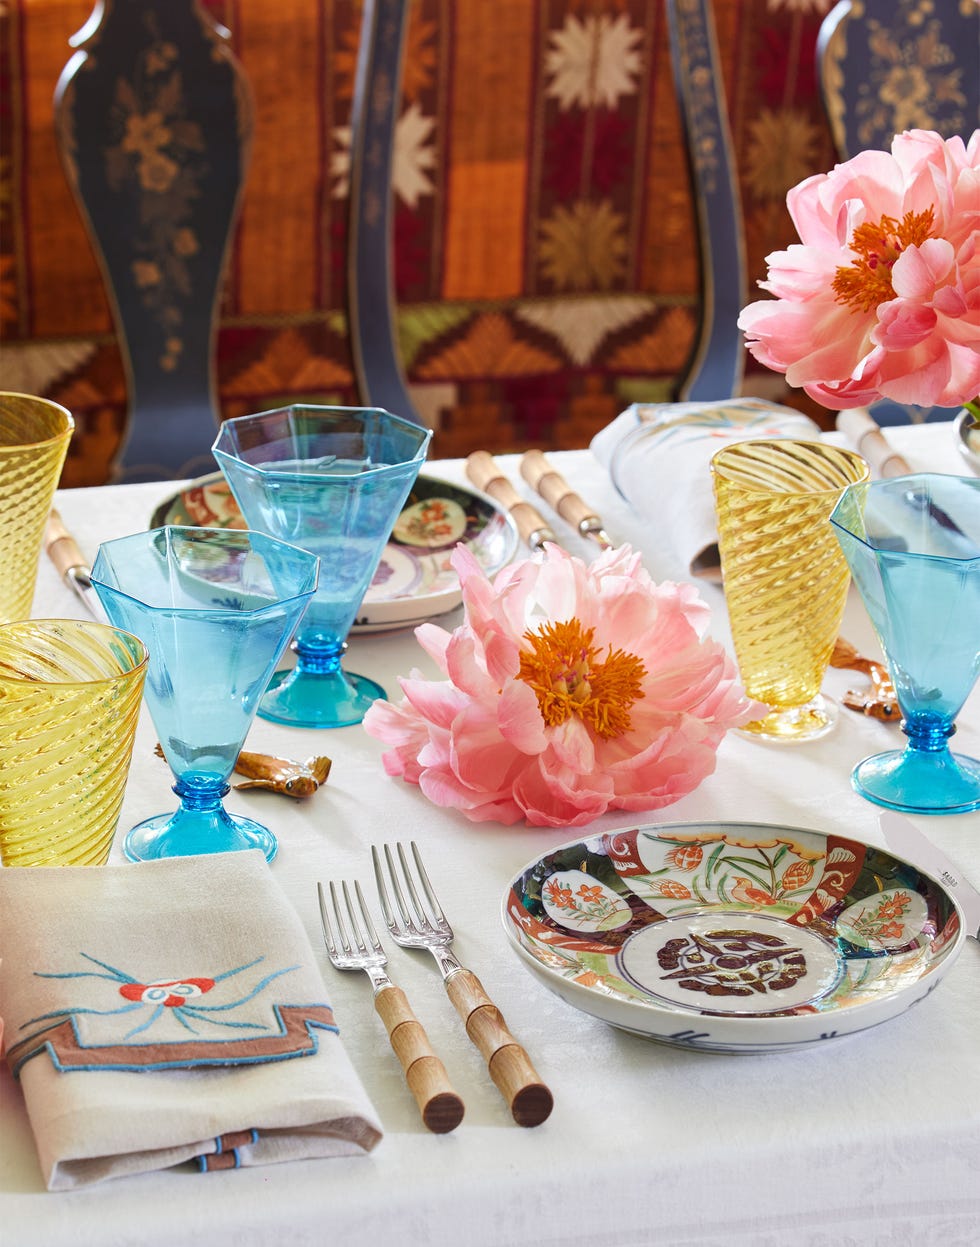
[852,747,980,815]
[123,805,278,863]
[258,666,387,728]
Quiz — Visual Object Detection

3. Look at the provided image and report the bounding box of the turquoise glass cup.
[213,405,431,729]
[830,474,980,814]
[90,526,319,862]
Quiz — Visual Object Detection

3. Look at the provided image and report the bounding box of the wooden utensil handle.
[520,450,597,531]
[836,409,912,478]
[465,451,554,550]
[445,968,553,1128]
[375,984,465,1133]
[44,508,87,577]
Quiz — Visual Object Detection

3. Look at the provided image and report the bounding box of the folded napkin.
[590,398,821,580]
[0,851,382,1189]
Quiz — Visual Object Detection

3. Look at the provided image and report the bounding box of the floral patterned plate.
[503,821,965,1053]
[150,471,520,633]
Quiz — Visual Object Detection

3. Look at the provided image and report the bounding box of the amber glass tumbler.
[711,439,869,743]
[0,619,148,866]
[0,393,74,624]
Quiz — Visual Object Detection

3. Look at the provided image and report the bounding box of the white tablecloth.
[2,422,979,1246]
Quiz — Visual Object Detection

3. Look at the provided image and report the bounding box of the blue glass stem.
[295,637,345,676]
[259,637,387,728]
[123,773,279,862]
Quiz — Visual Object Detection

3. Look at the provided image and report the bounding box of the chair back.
[665,0,746,402]
[55,0,253,480]
[346,0,746,435]
[347,0,422,428]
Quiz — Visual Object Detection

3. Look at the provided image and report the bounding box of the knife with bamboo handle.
[836,409,913,478]
[43,509,106,620]
[519,449,615,550]
[465,451,556,551]
[880,812,980,941]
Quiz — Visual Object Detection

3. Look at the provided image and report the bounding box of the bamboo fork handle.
[520,449,596,531]
[44,508,88,577]
[445,968,553,1127]
[465,452,555,551]
[374,985,465,1133]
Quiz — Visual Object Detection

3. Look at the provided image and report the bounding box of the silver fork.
[372,842,553,1127]
[316,879,464,1134]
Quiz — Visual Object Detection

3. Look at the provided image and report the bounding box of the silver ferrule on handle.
[432,947,465,979]
[578,520,614,548]
[366,965,396,993]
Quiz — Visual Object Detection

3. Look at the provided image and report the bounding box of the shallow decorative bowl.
[152,472,520,632]
[503,821,965,1054]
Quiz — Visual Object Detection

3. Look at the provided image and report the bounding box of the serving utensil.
[465,451,556,551]
[519,449,615,549]
[316,879,464,1134]
[372,840,553,1127]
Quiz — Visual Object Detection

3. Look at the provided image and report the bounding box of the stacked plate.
[152,472,521,633]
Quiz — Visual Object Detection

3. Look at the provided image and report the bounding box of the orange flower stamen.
[832,207,936,313]
[517,618,646,740]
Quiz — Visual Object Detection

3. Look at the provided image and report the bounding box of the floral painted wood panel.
[1,0,842,485]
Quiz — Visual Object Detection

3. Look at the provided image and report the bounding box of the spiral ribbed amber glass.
[0,394,74,624]
[711,440,870,742]
[0,620,148,866]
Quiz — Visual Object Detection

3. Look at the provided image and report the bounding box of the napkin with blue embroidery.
[0,851,383,1190]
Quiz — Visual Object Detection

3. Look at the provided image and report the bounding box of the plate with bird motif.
[150,471,520,633]
[502,821,965,1054]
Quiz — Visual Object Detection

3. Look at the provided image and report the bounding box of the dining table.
[1,418,978,1246]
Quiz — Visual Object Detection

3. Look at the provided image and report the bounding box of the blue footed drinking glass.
[212,405,431,729]
[830,474,980,814]
[90,526,319,861]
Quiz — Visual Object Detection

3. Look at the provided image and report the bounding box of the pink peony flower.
[363,543,762,827]
[737,129,980,413]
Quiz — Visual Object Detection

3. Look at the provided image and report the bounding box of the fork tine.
[341,880,368,955]
[354,880,385,955]
[371,845,397,931]
[396,841,432,927]
[316,881,338,957]
[383,842,417,930]
[409,840,447,924]
[331,880,353,956]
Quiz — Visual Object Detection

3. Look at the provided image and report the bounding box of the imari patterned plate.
[503,821,966,1053]
[151,472,520,633]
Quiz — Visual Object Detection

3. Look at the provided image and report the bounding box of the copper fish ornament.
[830,638,899,723]
[153,744,331,798]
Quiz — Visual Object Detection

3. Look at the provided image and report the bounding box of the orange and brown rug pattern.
[1,0,840,485]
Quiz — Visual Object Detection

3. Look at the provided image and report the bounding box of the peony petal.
[497,679,548,754]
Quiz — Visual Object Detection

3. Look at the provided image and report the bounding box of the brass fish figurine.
[830,637,899,723]
[153,744,331,798]
[233,750,332,798]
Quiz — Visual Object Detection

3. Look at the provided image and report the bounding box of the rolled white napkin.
[590,398,821,580]
[0,851,382,1189]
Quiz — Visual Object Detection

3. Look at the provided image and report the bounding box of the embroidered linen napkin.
[0,851,383,1189]
[590,398,821,580]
